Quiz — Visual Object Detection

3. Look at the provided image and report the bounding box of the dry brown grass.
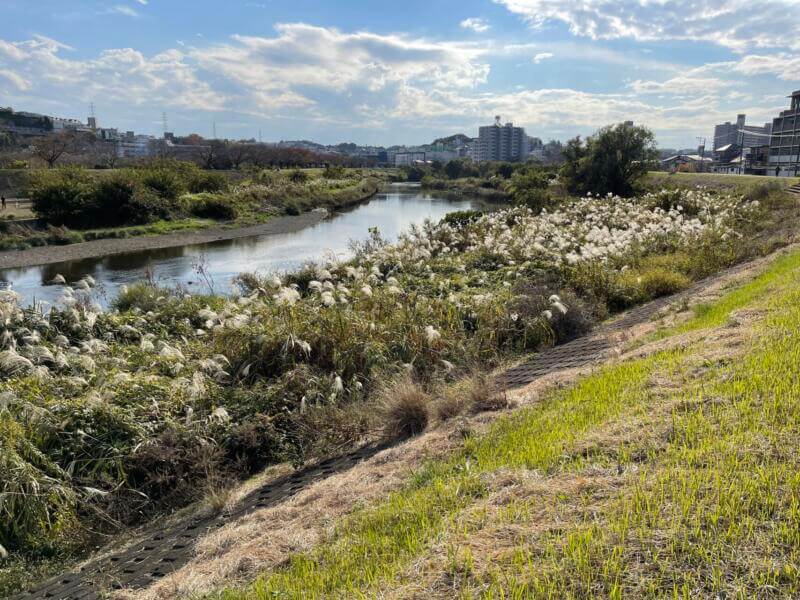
[380,376,432,440]
[435,373,503,421]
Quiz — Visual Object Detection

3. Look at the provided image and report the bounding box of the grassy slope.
[215,245,800,599]
[648,170,800,190]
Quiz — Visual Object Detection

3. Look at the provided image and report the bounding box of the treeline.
[411,122,660,205]
[184,140,378,171]
[409,158,560,207]
[0,130,380,171]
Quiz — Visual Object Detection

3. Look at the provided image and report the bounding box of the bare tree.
[198,140,226,170]
[31,131,77,168]
[92,140,121,169]
[226,142,251,170]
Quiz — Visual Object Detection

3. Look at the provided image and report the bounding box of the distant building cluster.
[0,107,210,160]
[386,116,544,167]
[663,90,800,177]
[0,106,554,169]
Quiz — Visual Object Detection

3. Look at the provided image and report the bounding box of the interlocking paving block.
[14,442,389,600]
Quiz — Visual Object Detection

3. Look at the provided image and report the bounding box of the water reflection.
[1,185,488,306]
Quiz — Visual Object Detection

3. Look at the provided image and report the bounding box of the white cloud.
[134,0,148,4]
[0,36,224,111]
[629,75,733,95]
[733,53,800,80]
[110,5,139,17]
[460,18,490,33]
[192,23,490,111]
[496,0,800,51]
[0,68,30,91]
[0,21,794,146]
[0,24,490,124]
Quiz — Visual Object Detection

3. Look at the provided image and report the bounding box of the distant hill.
[432,134,471,147]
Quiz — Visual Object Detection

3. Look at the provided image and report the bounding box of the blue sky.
[1,0,798,147]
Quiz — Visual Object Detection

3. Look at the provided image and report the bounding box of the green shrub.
[322,165,346,179]
[189,171,229,194]
[288,169,310,184]
[441,210,483,228]
[514,187,551,211]
[121,185,176,224]
[140,168,186,199]
[93,175,140,225]
[191,196,238,220]
[29,167,94,226]
[639,268,691,298]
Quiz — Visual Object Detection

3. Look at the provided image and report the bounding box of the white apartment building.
[472,116,528,162]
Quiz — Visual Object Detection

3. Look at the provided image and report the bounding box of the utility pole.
[162,112,168,137]
[212,121,217,140]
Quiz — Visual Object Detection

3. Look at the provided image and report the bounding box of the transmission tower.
[696,137,707,172]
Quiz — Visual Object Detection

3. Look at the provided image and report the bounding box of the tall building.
[473,116,528,162]
[769,90,800,177]
[713,114,771,151]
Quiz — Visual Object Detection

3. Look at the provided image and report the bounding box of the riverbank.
[0,184,794,597]
[0,209,329,269]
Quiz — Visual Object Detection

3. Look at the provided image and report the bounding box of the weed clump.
[380,377,431,440]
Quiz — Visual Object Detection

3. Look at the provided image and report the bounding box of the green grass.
[216,242,800,599]
[648,171,800,191]
[214,357,666,599]
[476,267,800,598]
[657,246,800,337]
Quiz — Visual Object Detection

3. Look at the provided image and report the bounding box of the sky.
[0,0,799,148]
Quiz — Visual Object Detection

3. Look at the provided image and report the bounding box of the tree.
[505,167,552,211]
[31,131,80,168]
[0,131,16,150]
[226,142,252,170]
[198,140,226,170]
[560,122,658,198]
[444,158,477,180]
[91,140,120,169]
[542,139,564,164]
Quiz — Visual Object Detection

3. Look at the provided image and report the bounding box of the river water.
[0,184,487,306]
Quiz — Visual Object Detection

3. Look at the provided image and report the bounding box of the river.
[0,184,488,306]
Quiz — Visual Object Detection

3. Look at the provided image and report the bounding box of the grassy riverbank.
[0,179,796,595]
[0,164,384,251]
[215,242,800,598]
